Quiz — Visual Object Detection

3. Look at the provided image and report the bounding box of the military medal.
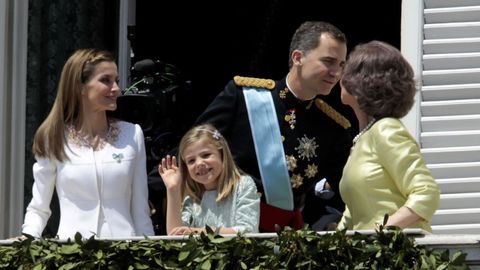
[279,87,288,99]
[284,109,296,129]
[295,135,318,161]
[291,174,304,188]
[304,164,318,178]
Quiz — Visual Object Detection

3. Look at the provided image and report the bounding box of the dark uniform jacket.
[195,76,352,227]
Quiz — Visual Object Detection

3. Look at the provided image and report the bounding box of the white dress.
[22,120,154,239]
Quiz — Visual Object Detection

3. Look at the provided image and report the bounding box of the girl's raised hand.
[158,155,182,190]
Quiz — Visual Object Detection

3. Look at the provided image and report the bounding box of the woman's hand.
[385,206,422,229]
[8,235,27,241]
[158,155,182,190]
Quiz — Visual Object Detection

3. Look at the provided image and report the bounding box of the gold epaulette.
[315,98,351,129]
[233,76,275,90]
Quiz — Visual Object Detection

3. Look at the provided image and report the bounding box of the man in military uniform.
[195,21,352,232]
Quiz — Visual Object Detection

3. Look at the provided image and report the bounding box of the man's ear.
[291,50,303,66]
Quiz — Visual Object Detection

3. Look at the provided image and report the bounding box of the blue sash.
[243,87,294,211]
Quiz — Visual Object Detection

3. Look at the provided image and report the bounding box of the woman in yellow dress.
[337,41,440,232]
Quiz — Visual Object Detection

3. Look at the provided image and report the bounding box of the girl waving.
[159,124,260,235]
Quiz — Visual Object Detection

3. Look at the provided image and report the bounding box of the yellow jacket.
[338,118,440,232]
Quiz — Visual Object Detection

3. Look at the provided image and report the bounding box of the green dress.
[338,118,440,232]
[181,175,260,233]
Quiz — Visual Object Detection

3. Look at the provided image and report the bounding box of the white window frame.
[0,0,29,238]
[401,0,423,141]
[118,0,136,90]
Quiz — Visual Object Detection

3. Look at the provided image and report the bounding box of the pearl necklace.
[352,118,376,145]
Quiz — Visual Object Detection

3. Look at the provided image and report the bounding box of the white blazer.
[22,121,154,239]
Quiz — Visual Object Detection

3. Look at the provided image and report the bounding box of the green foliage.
[0,228,469,270]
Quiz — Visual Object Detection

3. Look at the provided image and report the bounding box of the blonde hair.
[178,124,243,203]
[32,48,116,161]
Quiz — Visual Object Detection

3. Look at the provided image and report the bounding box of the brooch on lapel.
[112,153,124,163]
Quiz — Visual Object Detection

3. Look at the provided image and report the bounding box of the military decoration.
[285,155,297,172]
[291,174,304,188]
[284,109,296,129]
[304,164,318,178]
[295,135,318,161]
[279,87,288,99]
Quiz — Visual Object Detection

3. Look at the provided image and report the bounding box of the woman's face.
[82,61,120,112]
[183,139,223,190]
[340,80,358,108]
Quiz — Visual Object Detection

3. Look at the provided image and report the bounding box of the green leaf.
[95,249,104,259]
[0,228,468,269]
[59,262,80,270]
[178,250,190,261]
[74,232,83,244]
[32,264,43,270]
[201,259,211,270]
[450,251,467,265]
[382,214,389,226]
[436,264,448,270]
[133,262,150,269]
[205,225,215,235]
[59,244,81,255]
[211,237,232,244]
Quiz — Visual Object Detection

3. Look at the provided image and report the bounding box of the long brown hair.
[32,48,116,161]
[178,124,243,203]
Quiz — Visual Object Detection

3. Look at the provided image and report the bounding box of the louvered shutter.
[420,0,480,234]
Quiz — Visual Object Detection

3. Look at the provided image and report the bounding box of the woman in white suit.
[18,49,154,239]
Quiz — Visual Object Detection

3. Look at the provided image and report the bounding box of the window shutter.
[422,0,480,233]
